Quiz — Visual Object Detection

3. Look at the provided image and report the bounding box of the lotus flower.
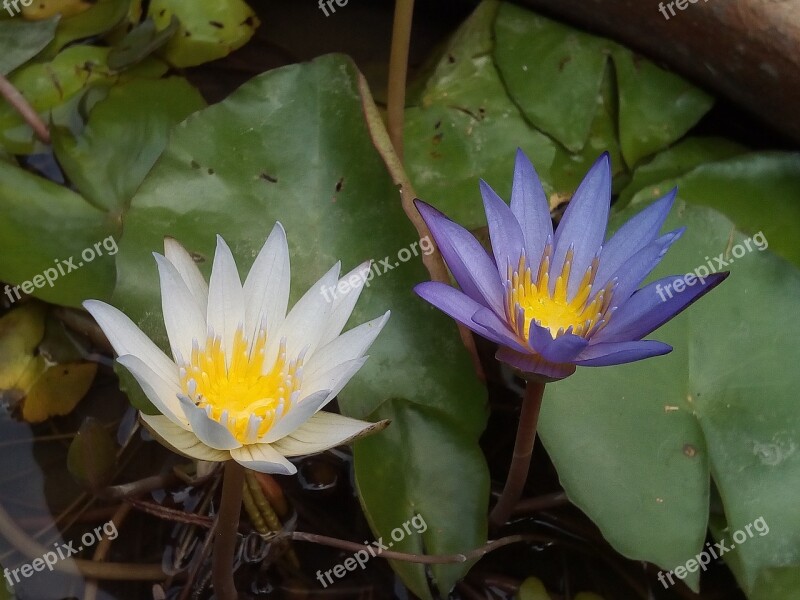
[84,225,390,474]
[414,151,727,381]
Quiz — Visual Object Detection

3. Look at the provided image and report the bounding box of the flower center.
[179,328,303,444]
[505,244,615,341]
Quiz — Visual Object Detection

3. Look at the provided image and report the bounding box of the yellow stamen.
[179,327,303,444]
[506,244,615,340]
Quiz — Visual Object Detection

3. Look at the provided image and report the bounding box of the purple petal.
[496,346,576,380]
[472,308,530,353]
[415,200,504,316]
[528,321,589,363]
[481,179,526,273]
[576,340,672,366]
[552,153,612,299]
[510,148,553,262]
[414,281,514,348]
[595,189,677,289]
[593,272,729,343]
[604,228,685,305]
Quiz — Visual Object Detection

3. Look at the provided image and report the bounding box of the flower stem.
[489,380,546,528]
[212,460,245,600]
[386,0,415,160]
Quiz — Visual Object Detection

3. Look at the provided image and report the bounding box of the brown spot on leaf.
[260,172,278,183]
[209,20,224,29]
[432,132,443,145]
[558,56,572,71]
[335,177,344,193]
[683,444,697,458]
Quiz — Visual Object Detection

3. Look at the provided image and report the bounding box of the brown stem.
[290,531,550,564]
[386,0,415,160]
[0,74,49,144]
[83,503,132,600]
[212,461,245,600]
[489,380,546,528]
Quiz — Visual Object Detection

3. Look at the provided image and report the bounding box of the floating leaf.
[150,0,259,67]
[617,137,747,209]
[21,0,92,20]
[52,77,206,212]
[67,417,117,488]
[611,48,713,167]
[0,303,46,396]
[44,0,131,56]
[107,15,179,70]
[629,152,800,269]
[0,16,59,75]
[493,2,609,153]
[0,161,118,306]
[22,361,97,423]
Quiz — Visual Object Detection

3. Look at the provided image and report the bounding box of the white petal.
[83,300,176,385]
[273,262,340,359]
[207,235,245,364]
[179,396,242,450]
[243,223,290,343]
[164,237,209,315]
[272,412,389,457]
[117,354,188,428]
[304,311,389,379]
[302,356,369,409]
[230,444,296,475]
[260,389,329,444]
[140,413,229,462]
[317,261,371,348]
[154,253,207,363]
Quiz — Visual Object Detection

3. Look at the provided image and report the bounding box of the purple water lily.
[414,150,727,381]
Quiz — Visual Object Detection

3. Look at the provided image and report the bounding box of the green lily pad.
[540,201,800,593]
[0,16,59,75]
[150,0,259,67]
[629,153,800,269]
[52,77,206,213]
[0,75,199,306]
[611,48,714,167]
[493,2,609,153]
[44,0,131,57]
[110,54,488,599]
[0,161,118,306]
[617,137,747,209]
[107,15,179,70]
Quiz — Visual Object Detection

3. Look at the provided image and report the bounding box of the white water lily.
[84,224,390,474]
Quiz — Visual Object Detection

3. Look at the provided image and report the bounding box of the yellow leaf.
[21,0,93,20]
[0,303,46,391]
[22,361,97,423]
